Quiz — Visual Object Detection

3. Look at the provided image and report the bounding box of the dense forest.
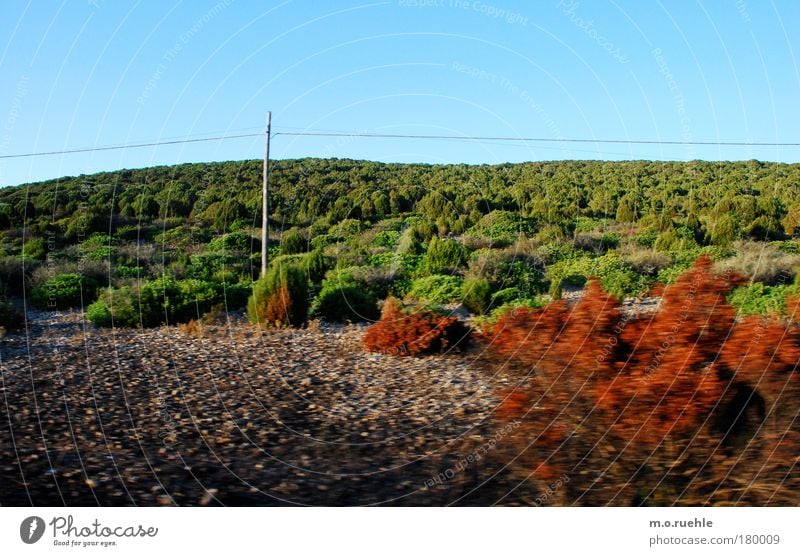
[1,158,800,329]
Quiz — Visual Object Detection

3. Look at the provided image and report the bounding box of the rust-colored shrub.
[717,316,800,428]
[178,319,203,337]
[362,298,470,356]
[486,256,800,505]
[263,285,292,325]
[495,390,530,421]
[247,264,309,328]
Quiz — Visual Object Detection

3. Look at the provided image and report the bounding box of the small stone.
[199,488,218,506]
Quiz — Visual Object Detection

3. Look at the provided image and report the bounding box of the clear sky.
[0,0,798,187]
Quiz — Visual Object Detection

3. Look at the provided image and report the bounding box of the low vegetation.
[2,158,800,505]
[486,257,800,504]
[362,298,471,355]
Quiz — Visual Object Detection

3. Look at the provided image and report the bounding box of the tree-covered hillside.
[1,158,799,328]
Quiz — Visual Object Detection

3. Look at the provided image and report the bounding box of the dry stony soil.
[0,310,543,506]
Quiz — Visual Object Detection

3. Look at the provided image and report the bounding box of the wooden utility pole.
[261,111,271,277]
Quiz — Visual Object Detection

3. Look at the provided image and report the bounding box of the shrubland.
[0,158,798,326]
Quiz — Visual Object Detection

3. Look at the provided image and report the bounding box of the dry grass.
[178,319,204,337]
[619,244,672,276]
[716,240,800,284]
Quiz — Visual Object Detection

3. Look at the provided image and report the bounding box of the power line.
[0,132,263,160]
[275,131,800,147]
[1,128,798,160]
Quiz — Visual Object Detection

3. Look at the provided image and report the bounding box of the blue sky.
[0,0,798,186]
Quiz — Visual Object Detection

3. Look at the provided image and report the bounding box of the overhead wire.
[1,127,797,160]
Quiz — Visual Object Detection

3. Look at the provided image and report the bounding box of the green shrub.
[87,286,139,327]
[573,232,619,254]
[546,252,647,300]
[706,214,739,246]
[373,230,400,249]
[408,274,463,304]
[31,273,99,309]
[654,227,699,253]
[601,232,620,249]
[355,255,416,298]
[396,226,424,255]
[155,225,211,249]
[310,233,338,251]
[330,265,402,300]
[87,276,238,328]
[473,297,543,330]
[247,263,308,327]
[535,241,583,265]
[115,225,145,241]
[777,241,800,255]
[462,277,491,315]
[633,230,658,248]
[490,287,523,306]
[421,237,467,275]
[468,210,536,242]
[656,264,691,285]
[186,252,243,281]
[728,283,800,317]
[330,219,363,239]
[115,265,144,278]
[468,251,546,298]
[368,252,423,275]
[269,254,306,269]
[22,237,46,260]
[80,234,118,261]
[304,248,330,284]
[311,277,379,323]
[280,228,307,254]
[536,224,568,244]
[208,231,253,252]
[573,217,612,233]
[172,278,219,321]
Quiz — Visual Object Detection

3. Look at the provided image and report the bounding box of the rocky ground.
[0,310,543,506]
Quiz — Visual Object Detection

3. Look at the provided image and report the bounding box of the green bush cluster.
[208,231,253,252]
[247,263,308,327]
[728,283,800,317]
[280,228,307,254]
[468,210,537,242]
[88,276,247,327]
[461,277,491,315]
[31,273,99,310]
[547,252,647,300]
[80,234,118,261]
[311,274,379,323]
[408,274,463,304]
[420,237,467,275]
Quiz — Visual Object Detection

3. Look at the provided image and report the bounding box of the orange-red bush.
[485,256,800,505]
[363,298,470,356]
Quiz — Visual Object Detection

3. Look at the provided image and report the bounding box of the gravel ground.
[0,310,538,506]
